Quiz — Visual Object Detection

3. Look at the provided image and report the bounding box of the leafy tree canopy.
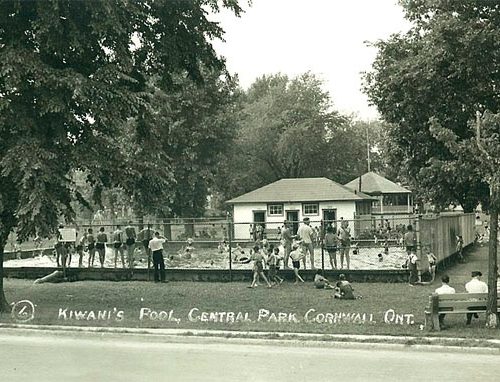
[214,73,370,203]
[0,0,244,310]
[0,0,243,239]
[364,0,499,211]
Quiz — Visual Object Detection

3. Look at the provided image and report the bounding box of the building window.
[303,203,319,215]
[268,204,283,216]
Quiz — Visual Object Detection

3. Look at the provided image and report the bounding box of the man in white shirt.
[297,217,315,269]
[148,231,167,283]
[434,274,455,328]
[465,271,488,325]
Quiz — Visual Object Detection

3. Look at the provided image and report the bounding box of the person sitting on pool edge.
[313,269,335,289]
[334,274,358,300]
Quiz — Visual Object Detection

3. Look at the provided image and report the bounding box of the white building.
[344,172,413,215]
[226,178,374,240]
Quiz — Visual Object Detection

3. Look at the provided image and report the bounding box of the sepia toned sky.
[211,0,411,120]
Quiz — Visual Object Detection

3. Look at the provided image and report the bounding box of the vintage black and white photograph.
[0,0,499,381]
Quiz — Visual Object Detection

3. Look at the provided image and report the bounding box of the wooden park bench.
[425,292,500,331]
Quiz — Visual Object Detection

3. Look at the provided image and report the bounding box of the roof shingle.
[227,178,374,204]
[344,172,411,195]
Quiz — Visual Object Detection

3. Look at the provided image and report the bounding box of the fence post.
[321,220,325,273]
[147,223,151,282]
[415,214,424,281]
[227,214,233,282]
[414,214,419,247]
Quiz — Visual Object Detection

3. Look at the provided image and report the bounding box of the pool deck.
[3,265,410,283]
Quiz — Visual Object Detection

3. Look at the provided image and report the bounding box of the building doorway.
[253,211,265,240]
[286,210,299,235]
[323,209,337,228]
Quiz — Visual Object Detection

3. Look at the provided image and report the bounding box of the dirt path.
[437,243,490,292]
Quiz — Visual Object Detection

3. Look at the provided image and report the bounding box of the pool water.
[4,244,409,270]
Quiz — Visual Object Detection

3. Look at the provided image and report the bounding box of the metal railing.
[4,213,476,281]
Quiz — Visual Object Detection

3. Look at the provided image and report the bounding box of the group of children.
[247,237,331,288]
[246,240,361,298]
[248,244,285,288]
[322,224,356,270]
[54,223,157,270]
[404,246,438,285]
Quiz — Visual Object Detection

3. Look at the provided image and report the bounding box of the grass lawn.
[1,244,499,340]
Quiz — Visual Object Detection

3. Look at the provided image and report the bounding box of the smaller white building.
[344,172,413,215]
[226,178,374,240]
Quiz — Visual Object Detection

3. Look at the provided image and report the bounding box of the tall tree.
[0,0,244,312]
[215,73,367,201]
[430,112,500,327]
[364,0,500,327]
[117,70,240,219]
[364,0,499,211]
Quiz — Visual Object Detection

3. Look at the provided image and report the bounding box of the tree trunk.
[0,242,10,312]
[486,208,498,328]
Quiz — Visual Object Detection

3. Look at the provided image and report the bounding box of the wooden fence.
[418,213,475,262]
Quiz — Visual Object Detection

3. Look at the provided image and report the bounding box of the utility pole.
[367,120,371,172]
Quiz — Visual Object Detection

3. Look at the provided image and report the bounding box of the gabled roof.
[344,172,411,195]
[226,178,374,204]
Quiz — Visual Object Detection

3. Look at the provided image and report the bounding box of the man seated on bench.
[465,271,488,325]
[434,274,455,328]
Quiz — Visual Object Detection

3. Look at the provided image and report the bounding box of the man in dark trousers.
[148,231,167,283]
[124,221,137,269]
[281,220,294,269]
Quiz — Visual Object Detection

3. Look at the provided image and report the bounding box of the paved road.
[0,330,499,382]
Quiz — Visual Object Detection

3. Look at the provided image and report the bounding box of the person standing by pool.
[54,225,65,268]
[148,231,168,283]
[256,224,264,241]
[138,225,155,261]
[407,250,419,286]
[404,225,417,256]
[324,225,339,269]
[96,227,108,268]
[112,225,125,268]
[281,220,294,269]
[426,247,437,282]
[124,221,137,269]
[297,217,315,269]
[76,230,87,268]
[338,221,351,269]
[87,228,96,268]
